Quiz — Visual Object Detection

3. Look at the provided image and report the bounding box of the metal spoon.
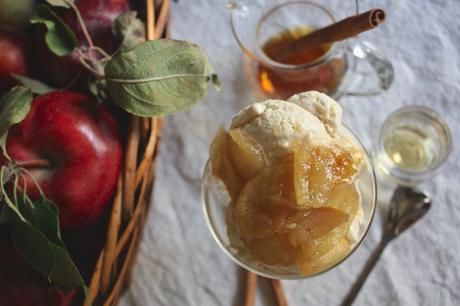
[341,186,432,306]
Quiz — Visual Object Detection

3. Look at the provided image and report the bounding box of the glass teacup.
[228,0,394,100]
[372,106,452,186]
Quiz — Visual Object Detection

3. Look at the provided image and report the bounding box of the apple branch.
[92,46,111,61]
[20,168,47,198]
[65,0,94,49]
[20,173,28,204]
[0,167,26,221]
[63,0,112,79]
[0,164,16,187]
[13,175,19,205]
[78,56,105,78]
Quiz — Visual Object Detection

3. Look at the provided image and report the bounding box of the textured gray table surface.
[120,1,460,305]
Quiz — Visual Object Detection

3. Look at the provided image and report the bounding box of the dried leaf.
[113,10,146,52]
[105,39,220,117]
[11,74,57,95]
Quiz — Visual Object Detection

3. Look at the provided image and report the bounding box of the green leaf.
[0,135,7,160]
[0,167,24,220]
[0,202,9,224]
[105,39,220,117]
[88,79,108,103]
[0,86,33,155]
[9,211,86,293]
[19,195,63,248]
[30,4,78,56]
[49,244,85,292]
[11,74,57,95]
[113,11,146,52]
[0,167,87,294]
[9,212,55,279]
[0,86,33,137]
[46,0,74,8]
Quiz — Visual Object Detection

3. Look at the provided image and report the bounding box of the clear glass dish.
[201,126,377,279]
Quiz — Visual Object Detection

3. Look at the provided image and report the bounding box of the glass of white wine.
[373,106,452,186]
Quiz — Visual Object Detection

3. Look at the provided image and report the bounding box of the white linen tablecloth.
[120,0,460,305]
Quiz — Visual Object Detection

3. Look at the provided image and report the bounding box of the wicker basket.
[83,1,169,305]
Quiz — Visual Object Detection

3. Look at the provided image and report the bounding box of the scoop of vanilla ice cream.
[230,91,345,165]
[288,91,343,137]
[231,99,333,165]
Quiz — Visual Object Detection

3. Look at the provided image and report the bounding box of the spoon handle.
[341,238,390,306]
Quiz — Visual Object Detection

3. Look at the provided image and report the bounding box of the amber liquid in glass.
[258,26,347,99]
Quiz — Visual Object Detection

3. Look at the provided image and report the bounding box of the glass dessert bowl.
[202,91,376,279]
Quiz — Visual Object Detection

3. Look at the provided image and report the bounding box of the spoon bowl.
[385,186,432,239]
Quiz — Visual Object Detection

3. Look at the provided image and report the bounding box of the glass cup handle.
[343,38,394,96]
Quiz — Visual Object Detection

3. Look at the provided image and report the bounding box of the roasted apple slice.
[299,221,349,259]
[228,128,266,182]
[210,128,243,200]
[293,145,357,207]
[286,207,348,247]
[298,238,350,275]
[248,233,300,266]
[234,156,296,239]
[328,182,359,215]
[332,150,357,181]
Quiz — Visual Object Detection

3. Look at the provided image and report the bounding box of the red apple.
[0,262,77,306]
[3,92,122,229]
[0,235,77,306]
[0,26,30,94]
[63,219,109,281]
[36,0,129,87]
[0,228,26,272]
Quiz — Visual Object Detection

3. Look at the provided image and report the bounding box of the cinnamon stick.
[272,9,385,61]
[245,271,257,306]
[270,279,289,306]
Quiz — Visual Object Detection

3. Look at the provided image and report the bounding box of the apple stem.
[92,46,111,61]
[78,55,104,77]
[63,0,112,79]
[15,159,51,169]
[66,0,95,50]
[75,48,92,61]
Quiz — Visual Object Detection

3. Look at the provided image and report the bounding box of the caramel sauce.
[258,26,347,99]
